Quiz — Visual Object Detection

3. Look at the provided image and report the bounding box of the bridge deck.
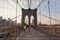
[16,27,60,40]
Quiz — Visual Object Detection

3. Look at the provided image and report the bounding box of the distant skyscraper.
[7,18,12,25]
[0,16,3,24]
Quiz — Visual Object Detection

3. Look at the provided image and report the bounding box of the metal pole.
[48,0,51,25]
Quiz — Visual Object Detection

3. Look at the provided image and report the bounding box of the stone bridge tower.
[21,8,37,26]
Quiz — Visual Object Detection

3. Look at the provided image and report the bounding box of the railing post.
[53,27,55,34]
[59,21,60,25]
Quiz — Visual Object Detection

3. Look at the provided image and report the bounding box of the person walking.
[22,23,27,31]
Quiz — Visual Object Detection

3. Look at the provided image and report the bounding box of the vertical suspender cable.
[28,0,31,8]
[30,0,31,8]
[7,0,8,25]
[28,0,30,9]
[3,0,4,19]
[39,11,41,25]
[48,0,51,25]
[16,0,18,23]
[55,0,57,24]
[7,0,8,20]
[28,0,29,8]
[16,0,18,33]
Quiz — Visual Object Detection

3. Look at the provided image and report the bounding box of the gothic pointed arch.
[21,8,37,26]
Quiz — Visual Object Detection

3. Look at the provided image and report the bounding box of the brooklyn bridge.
[0,0,60,40]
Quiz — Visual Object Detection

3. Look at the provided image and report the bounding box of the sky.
[0,0,60,24]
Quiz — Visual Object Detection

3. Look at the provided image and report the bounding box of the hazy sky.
[0,0,60,24]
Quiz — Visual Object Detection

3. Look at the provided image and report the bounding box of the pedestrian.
[22,23,27,31]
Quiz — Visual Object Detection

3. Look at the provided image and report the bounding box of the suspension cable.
[30,0,31,8]
[39,11,41,24]
[37,0,46,9]
[7,0,14,8]
[18,0,22,8]
[28,0,31,9]
[39,13,60,22]
[28,0,29,8]
[7,0,22,9]
[16,0,18,23]
[7,0,8,20]
[55,0,57,24]
[48,0,51,25]
[18,0,27,8]
[12,15,21,20]
[3,0,4,19]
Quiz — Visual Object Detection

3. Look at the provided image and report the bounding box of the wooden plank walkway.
[16,27,60,40]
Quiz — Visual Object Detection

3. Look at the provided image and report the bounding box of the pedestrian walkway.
[16,27,60,40]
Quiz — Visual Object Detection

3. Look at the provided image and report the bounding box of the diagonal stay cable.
[39,13,60,21]
[18,0,27,8]
[12,15,21,20]
[18,0,23,8]
[37,0,46,9]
